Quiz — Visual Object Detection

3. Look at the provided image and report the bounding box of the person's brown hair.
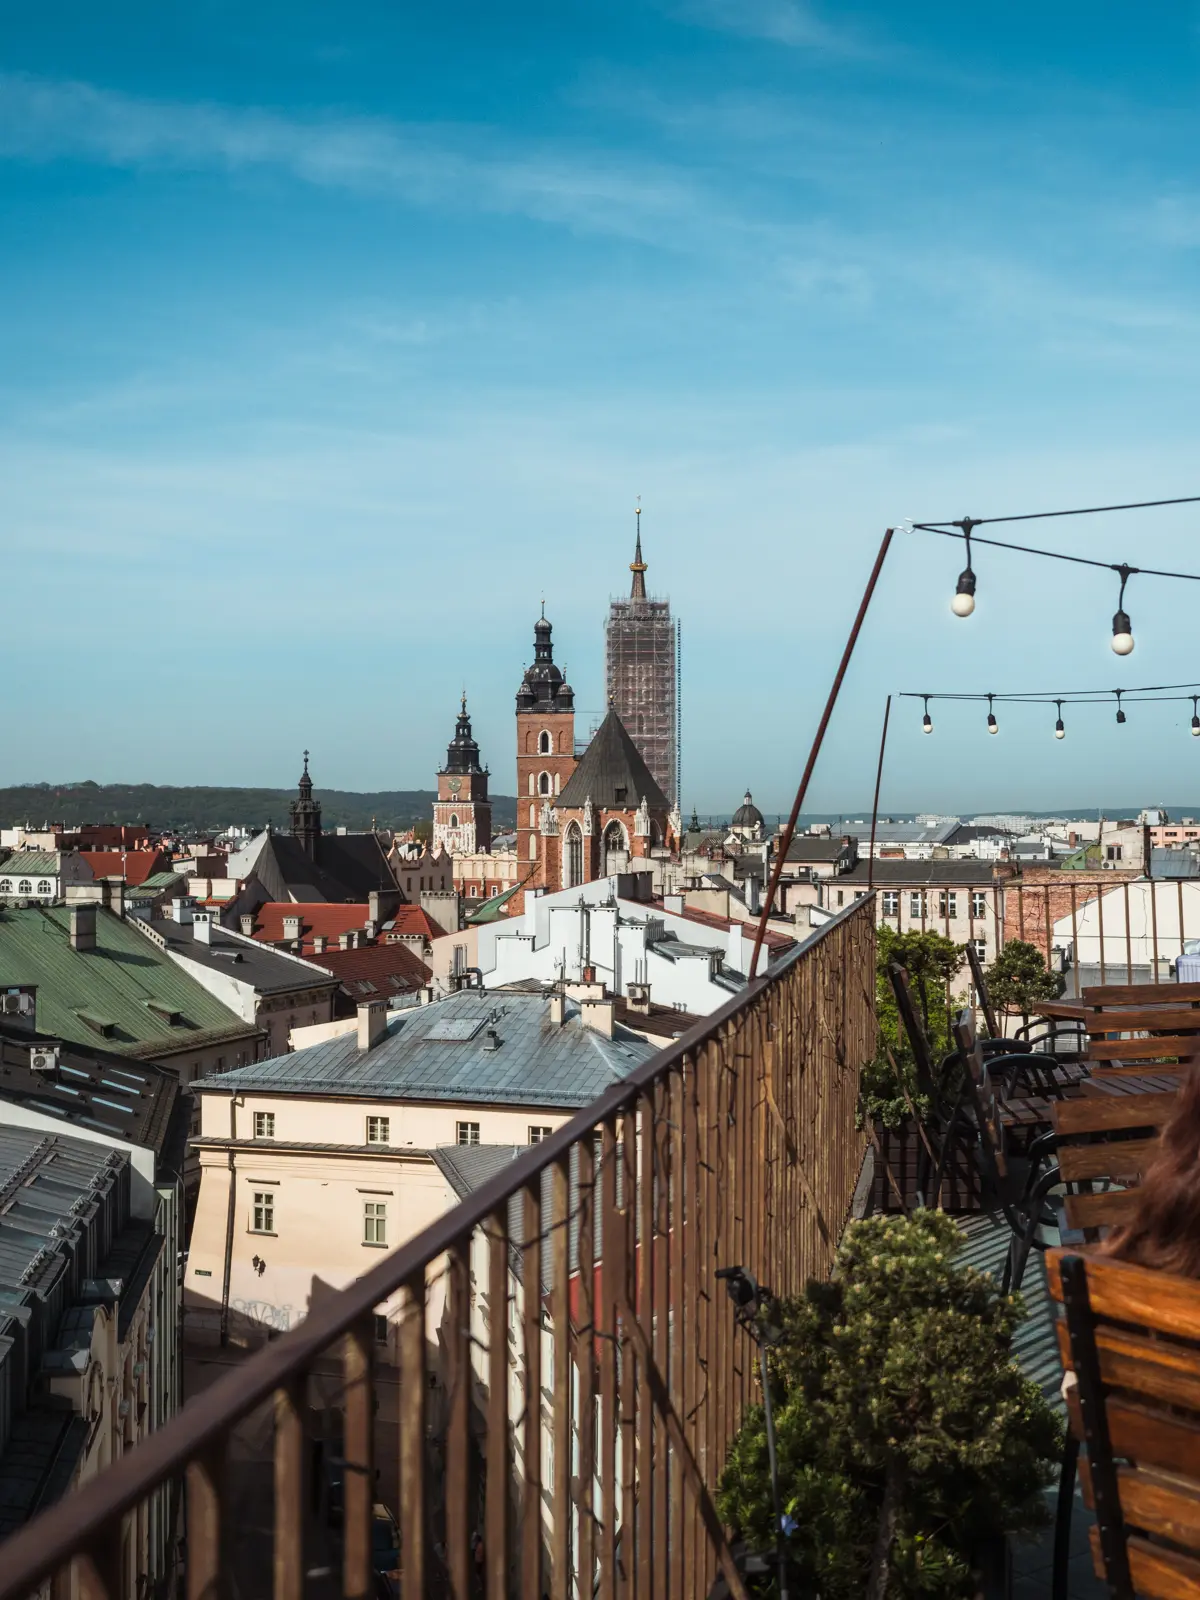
[1100,1066,1200,1278]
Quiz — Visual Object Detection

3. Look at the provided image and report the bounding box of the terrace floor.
[956,1215,1105,1600]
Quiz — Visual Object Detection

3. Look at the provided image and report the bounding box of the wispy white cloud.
[671,0,877,57]
[0,71,706,245]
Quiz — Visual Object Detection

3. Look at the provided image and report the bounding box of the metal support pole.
[749,528,895,978]
[760,1345,789,1600]
[867,694,892,893]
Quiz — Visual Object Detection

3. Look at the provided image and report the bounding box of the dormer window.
[614,786,627,806]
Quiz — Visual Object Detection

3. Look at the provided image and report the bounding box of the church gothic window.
[602,821,627,875]
[449,814,459,828]
[565,823,584,888]
[539,771,551,795]
[538,730,552,754]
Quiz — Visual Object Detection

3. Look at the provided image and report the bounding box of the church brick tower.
[433,694,491,857]
[515,611,576,887]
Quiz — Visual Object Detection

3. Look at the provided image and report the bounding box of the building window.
[938,891,958,918]
[374,1314,390,1344]
[529,1125,552,1144]
[17,880,31,896]
[449,813,459,829]
[971,938,987,961]
[565,822,584,889]
[539,730,552,754]
[253,1112,275,1139]
[36,880,52,895]
[909,891,925,918]
[971,891,987,919]
[1106,845,1123,861]
[456,1121,481,1146]
[529,836,537,859]
[251,1192,275,1233]
[538,771,551,795]
[881,891,900,916]
[529,803,537,828]
[363,1202,387,1246]
[469,885,478,896]
[367,1116,390,1145]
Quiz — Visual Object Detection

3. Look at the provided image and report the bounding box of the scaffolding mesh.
[604,593,677,805]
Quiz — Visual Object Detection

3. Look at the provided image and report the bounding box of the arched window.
[469,885,478,897]
[539,771,551,795]
[449,814,459,829]
[602,822,626,876]
[538,730,552,755]
[37,880,52,895]
[554,772,560,795]
[529,803,537,828]
[17,880,31,895]
[529,836,538,859]
[528,774,536,795]
[565,823,584,888]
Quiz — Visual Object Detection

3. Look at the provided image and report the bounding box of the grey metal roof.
[558,709,669,812]
[838,860,996,885]
[148,918,338,995]
[195,990,656,1108]
[0,1127,126,1294]
[1150,847,1200,879]
[0,1026,179,1158]
[785,837,851,862]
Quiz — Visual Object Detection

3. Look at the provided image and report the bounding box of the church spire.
[630,499,647,601]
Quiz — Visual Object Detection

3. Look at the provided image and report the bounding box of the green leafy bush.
[859,927,964,1128]
[717,1211,1062,1599]
[983,940,1065,1025]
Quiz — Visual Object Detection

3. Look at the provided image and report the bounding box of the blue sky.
[4,1,1200,814]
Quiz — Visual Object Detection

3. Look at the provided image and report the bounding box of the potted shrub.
[716,1211,1062,1599]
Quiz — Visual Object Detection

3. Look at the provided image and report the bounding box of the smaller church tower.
[515,610,577,882]
[289,751,322,860]
[434,694,492,857]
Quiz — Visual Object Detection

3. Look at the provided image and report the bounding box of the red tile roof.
[247,902,439,952]
[305,940,431,1000]
[662,903,796,953]
[80,849,171,887]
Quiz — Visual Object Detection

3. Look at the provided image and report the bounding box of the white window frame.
[971,937,987,961]
[939,891,958,918]
[253,1112,275,1140]
[456,1121,481,1147]
[251,1191,275,1234]
[366,1116,390,1146]
[971,891,987,919]
[909,891,925,919]
[881,891,900,917]
[363,1201,387,1247]
[528,1125,552,1144]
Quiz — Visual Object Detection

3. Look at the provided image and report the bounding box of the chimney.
[357,1000,388,1052]
[364,920,378,941]
[69,905,97,953]
[169,898,194,925]
[745,876,762,915]
[283,914,302,943]
[240,914,255,936]
[340,932,352,950]
[581,997,615,1038]
[548,992,565,1026]
[312,934,327,954]
[664,894,684,916]
[626,981,652,1016]
[193,911,214,945]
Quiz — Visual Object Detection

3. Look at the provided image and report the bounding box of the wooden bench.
[1049,1088,1178,1239]
[1082,983,1200,1082]
[1048,1249,1200,1599]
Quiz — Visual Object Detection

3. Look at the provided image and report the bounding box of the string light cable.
[897,494,1200,654]
[899,682,1200,740]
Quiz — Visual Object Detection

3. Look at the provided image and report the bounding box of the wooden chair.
[1082,984,1200,1084]
[1048,1248,1200,1599]
[1045,1088,1177,1242]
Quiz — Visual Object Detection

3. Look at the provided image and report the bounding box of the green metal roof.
[0,853,61,878]
[0,905,258,1056]
[465,879,524,924]
[133,871,187,892]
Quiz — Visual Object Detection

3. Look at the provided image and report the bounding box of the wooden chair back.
[886,962,944,1102]
[951,1007,1006,1176]
[1049,1089,1179,1238]
[1048,1248,1200,1599]
[1082,983,1200,1075]
[966,940,1001,1038]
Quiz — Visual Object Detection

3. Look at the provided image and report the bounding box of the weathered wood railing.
[0,898,876,1600]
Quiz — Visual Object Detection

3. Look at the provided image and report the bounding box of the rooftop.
[0,1027,180,1158]
[0,853,64,879]
[558,708,669,812]
[195,989,656,1108]
[837,859,998,885]
[246,901,439,948]
[0,905,260,1057]
[146,917,338,997]
[80,850,169,886]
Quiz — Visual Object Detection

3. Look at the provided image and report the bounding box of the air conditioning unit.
[1,993,26,1015]
[29,1047,59,1073]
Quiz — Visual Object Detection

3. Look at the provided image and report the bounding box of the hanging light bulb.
[951,523,977,617]
[986,693,998,735]
[1192,696,1199,737]
[921,695,933,735]
[1111,564,1136,656]
[1115,690,1126,725]
[1054,700,1066,740]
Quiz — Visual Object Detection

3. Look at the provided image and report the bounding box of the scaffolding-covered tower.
[604,509,678,807]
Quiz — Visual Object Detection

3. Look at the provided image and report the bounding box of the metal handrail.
[0,897,872,1599]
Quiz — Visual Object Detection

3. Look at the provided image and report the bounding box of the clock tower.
[433,695,492,857]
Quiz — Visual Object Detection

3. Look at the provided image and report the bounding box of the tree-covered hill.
[0,782,518,835]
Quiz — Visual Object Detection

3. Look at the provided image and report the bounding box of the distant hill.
[0,782,518,835]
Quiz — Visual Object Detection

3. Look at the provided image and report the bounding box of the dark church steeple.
[444,693,485,776]
[515,607,574,713]
[630,501,648,602]
[289,749,322,860]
